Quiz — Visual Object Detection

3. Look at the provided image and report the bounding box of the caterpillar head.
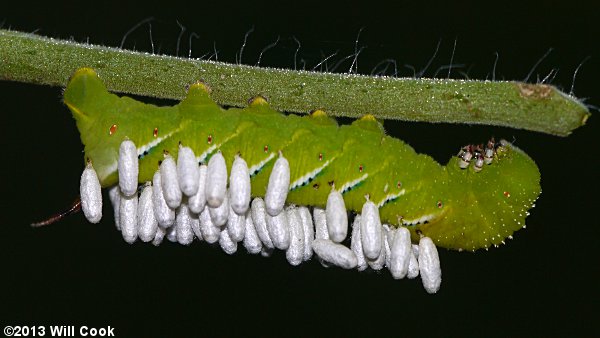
[407,140,541,251]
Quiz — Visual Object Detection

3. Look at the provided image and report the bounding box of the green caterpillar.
[65,68,541,251]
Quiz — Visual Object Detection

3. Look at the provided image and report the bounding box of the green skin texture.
[65,68,541,251]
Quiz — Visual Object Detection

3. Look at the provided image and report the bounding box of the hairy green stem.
[0,29,590,136]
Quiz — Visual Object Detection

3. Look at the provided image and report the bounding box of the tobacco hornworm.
[65,68,541,251]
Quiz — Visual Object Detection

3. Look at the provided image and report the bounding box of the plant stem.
[0,29,590,136]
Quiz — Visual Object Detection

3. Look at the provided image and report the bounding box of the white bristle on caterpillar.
[360,200,383,260]
[326,188,348,243]
[205,152,227,208]
[285,206,304,266]
[118,140,139,197]
[152,170,176,228]
[138,183,158,242]
[177,146,200,197]
[229,155,251,215]
[264,153,290,216]
[160,154,182,209]
[80,161,102,224]
[188,164,207,214]
[419,236,442,294]
[93,152,445,293]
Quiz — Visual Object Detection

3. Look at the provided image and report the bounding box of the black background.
[1,1,599,337]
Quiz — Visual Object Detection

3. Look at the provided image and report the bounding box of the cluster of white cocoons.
[79,140,442,294]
